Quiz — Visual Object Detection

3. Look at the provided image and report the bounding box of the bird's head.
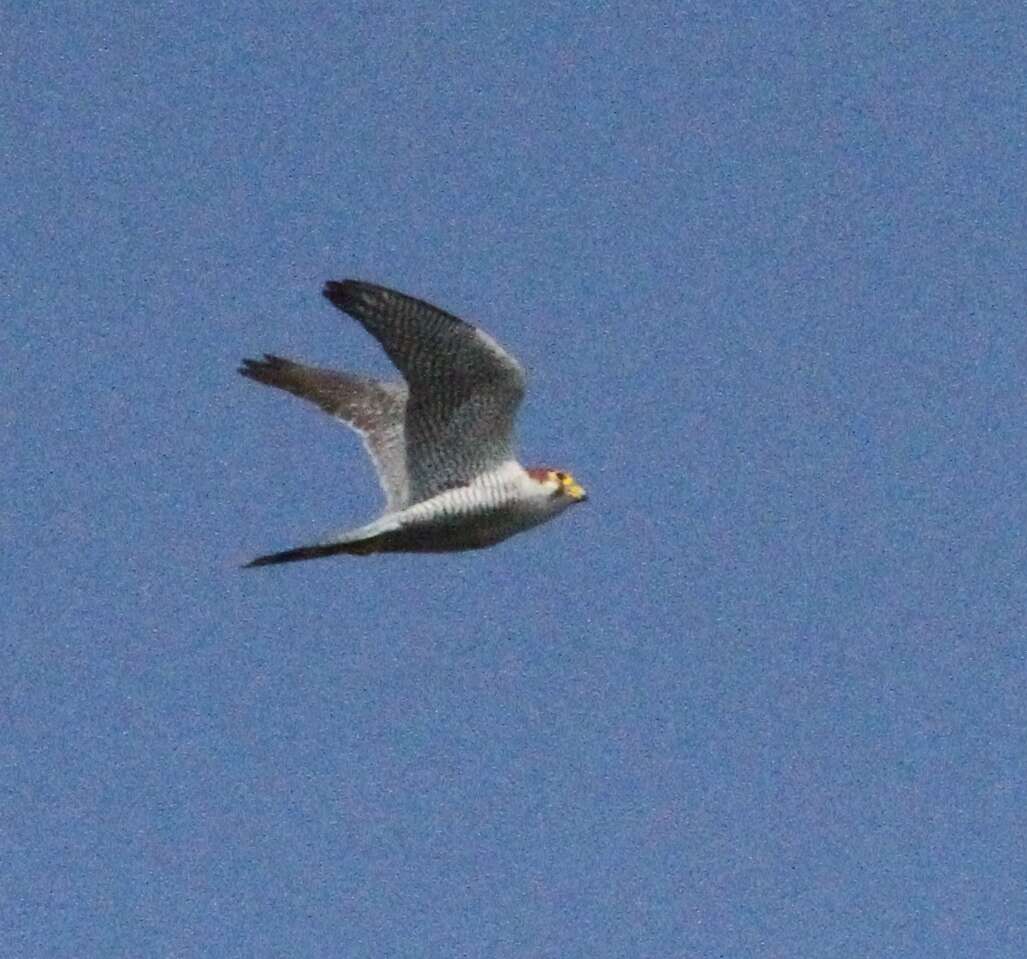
[527,468,588,506]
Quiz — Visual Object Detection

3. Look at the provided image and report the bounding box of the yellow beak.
[565,482,587,501]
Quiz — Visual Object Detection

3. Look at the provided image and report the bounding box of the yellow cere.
[560,473,586,499]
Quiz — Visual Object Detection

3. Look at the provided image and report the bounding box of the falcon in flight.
[240,280,587,566]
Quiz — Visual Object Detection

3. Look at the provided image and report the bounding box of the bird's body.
[240,281,586,566]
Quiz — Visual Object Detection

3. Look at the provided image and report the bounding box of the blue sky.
[4,2,1026,956]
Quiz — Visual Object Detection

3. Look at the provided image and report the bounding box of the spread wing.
[322,280,526,503]
[239,354,409,510]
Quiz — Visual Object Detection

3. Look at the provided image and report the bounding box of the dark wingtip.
[241,551,283,568]
[238,357,261,378]
[242,546,314,568]
[322,279,356,311]
[241,539,373,568]
[238,354,291,381]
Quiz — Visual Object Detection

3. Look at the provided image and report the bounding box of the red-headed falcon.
[240,281,587,566]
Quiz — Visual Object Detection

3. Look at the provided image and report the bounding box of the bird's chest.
[398,486,548,551]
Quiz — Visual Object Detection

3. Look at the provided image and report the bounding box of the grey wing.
[322,280,526,502]
[239,354,409,510]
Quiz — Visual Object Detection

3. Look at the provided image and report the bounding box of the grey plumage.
[323,281,526,503]
[240,280,584,566]
[239,354,409,510]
